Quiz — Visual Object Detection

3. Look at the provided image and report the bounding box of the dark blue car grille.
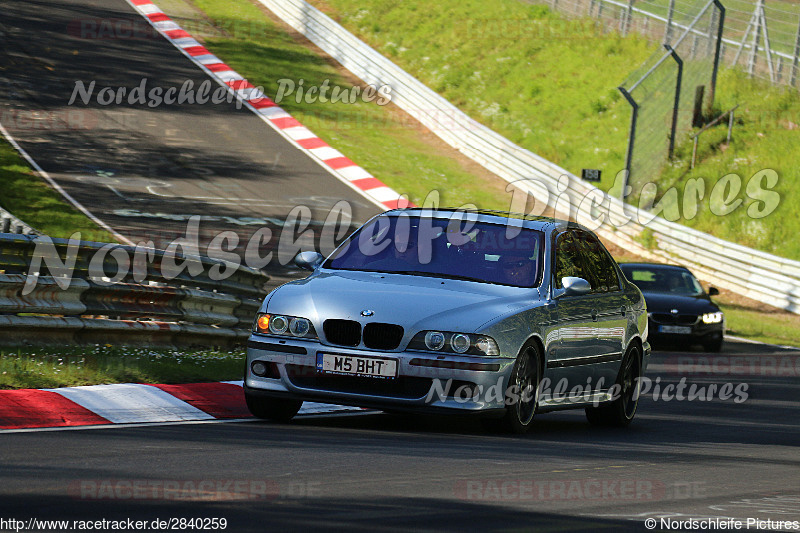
[651,313,697,326]
[323,320,404,350]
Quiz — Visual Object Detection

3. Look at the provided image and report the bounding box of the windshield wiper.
[390,270,489,284]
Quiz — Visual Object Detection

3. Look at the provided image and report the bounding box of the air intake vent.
[323,319,361,346]
[363,323,404,350]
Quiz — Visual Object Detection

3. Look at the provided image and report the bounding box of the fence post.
[665,45,683,159]
[792,17,800,87]
[748,0,764,77]
[708,0,725,111]
[692,85,705,128]
[623,0,635,36]
[618,86,638,198]
[664,0,676,45]
[758,1,776,82]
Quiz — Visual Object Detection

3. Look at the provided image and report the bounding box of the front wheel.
[245,393,302,422]
[499,344,542,434]
[585,344,642,427]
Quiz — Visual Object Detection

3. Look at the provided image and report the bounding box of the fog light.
[251,361,268,377]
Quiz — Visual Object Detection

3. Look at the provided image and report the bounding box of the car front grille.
[285,364,433,399]
[323,319,361,346]
[363,323,404,350]
[651,313,697,326]
[322,320,404,350]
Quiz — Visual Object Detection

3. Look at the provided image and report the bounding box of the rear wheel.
[245,394,302,422]
[585,344,642,427]
[499,344,542,434]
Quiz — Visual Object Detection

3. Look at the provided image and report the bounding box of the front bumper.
[648,319,724,345]
[245,335,515,414]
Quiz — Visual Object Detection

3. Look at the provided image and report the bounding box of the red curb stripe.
[205,63,232,73]
[0,390,110,429]
[325,157,356,170]
[184,46,212,57]
[248,97,276,109]
[271,117,302,130]
[382,199,406,209]
[150,383,251,419]
[147,13,171,23]
[297,137,327,150]
[131,0,414,209]
[226,80,255,90]
[164,29,190,39]
[350,177,383,190]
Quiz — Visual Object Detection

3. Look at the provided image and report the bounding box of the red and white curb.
[126,0,412,211]
[0,381,361,431]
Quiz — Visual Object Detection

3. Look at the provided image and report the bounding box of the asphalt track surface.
[0,0,380,284]
[1,339,797,532]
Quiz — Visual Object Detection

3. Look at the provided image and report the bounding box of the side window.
[554,231,588,288]
[577,232,620,293]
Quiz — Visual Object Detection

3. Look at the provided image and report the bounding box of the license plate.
[659,325,692,334]
[316,353,398,379]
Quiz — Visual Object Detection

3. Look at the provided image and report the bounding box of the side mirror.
[561,276,591,296]
[294,251,325,271]
[708,286,719,296]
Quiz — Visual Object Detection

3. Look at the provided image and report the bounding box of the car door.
[574,231,628,386]
[549,230,604,389]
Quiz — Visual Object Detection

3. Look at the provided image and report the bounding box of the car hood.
[640,291,719,314]
[264,270,541,333]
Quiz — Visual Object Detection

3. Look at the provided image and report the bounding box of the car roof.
[619,262,691,272]
[382,208,586,233]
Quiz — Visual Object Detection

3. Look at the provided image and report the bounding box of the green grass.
[0,345,244,389]
[718,302,800,348]
[0,137,116,241]
[308,0,800,260]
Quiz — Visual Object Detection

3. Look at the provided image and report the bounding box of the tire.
[245,393,302,422]
[499,344,542,434]
[585,344,642,427]
[703,337,724,353]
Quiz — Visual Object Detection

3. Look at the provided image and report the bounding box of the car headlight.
[410,331,499,356]
[702,312,724,324]
[253,313,318,339]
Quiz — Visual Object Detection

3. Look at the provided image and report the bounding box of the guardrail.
[259,0,800,314]
[0,233,270,346]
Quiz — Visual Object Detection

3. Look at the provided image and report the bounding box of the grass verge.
[0,136,116,242]
[0,345,244,390]
[308,0,800,260]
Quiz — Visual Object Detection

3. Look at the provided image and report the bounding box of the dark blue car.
[619,263,724,352]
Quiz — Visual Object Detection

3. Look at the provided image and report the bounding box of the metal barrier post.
[618,86,638,197]
[709,0,726,111]
[665,45,683,159]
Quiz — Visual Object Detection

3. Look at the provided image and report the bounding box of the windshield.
[621,266,704,296]
[324,214,544,288]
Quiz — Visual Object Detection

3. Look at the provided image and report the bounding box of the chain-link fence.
[527,0,800,88]
[616,0,724,190]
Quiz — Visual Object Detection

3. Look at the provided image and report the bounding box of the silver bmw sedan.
[245,208,650,433]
